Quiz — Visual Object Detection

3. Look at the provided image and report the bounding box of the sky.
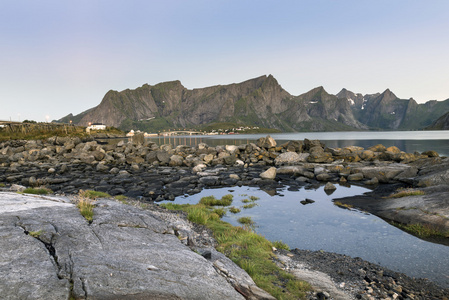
[1,0,449,122]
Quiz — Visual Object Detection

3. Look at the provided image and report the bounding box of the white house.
[87,123,106,130]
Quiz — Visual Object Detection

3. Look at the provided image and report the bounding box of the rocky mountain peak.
[381,88,398,102]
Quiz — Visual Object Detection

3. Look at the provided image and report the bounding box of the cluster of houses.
[86,122,260,137]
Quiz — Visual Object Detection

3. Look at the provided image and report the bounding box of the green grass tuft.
[23,187,52,195]
[199,195,233,206]
[213,207,226,217]
[273,240,290,251]
[76,197,95,222]
[28,230,43,238]
[393,222,449,238]
[229,206,241,214]
[79,190,111,200]
[243,203,257,209]
[237,216,254,225]
[388,188,425,198]
[161,203,311,299]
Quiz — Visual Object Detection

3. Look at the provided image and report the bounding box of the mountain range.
[57,75,449,132]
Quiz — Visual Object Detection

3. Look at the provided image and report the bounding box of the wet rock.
[324,182,337,191]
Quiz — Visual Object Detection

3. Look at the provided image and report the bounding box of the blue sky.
[1,0,448,122]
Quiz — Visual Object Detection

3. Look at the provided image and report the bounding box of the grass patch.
[28,230,43,238]
[392,222,449,238]
[0,183,5,187]
[114,195,127,201]
[273,240,290,251]
[249,196,260,201]
[79,190,111,200]
[114,195,129,204]
[237,216,255,225]
[229,206,241,214]
[243,203,257,209]
[388,188,425,198]
[333,201,353,210]
[213,207,226,218]
[161,200,311,299]
[199,194,233,206]
[22,187,52,195]
[76,197,95,222]
[241,198,252,203]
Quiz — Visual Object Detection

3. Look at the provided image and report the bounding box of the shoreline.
[1,191,448,299]
[1,135,449,298]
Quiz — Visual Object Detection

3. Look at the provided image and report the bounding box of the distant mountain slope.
[59,75,367,132]
[338,88,449,130]
[426,111,449,130]
[58,76,449,132]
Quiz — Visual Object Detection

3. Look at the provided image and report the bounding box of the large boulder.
[260,167,277,180]
[274,152,309,165]
[256,135,277,149]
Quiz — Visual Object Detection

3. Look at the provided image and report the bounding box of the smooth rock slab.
[0,192,245,300]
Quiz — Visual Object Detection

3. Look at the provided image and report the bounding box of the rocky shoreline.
[1,134,448,231]
[1,134,449,299]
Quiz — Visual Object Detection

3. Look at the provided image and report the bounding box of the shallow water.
[168,185,449,288]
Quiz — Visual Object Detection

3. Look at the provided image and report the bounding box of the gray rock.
[324,182,337,191]
[347,173,364,181]
[256,135,277,149]
[274,152,303,165]
[260,167,276,180]
[0,192,246,299]
[156,151,170,165]
[169,154,184,167]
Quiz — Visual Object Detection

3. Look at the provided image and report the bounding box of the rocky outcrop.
[0,192,275,299]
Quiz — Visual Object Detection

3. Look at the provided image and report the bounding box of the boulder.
[156,151,171,165]
[347,173,364,181]
[422,150,439,158]
[368,144,387,152]
[324,182,337,191]
[260,167,277,180]
[256,135,277,149]
[307,149,332,163]
[169,155,184,167]
[274,152,307,165]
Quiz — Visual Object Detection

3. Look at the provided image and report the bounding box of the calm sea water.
[166,185,449,288]
[148,130,449,157]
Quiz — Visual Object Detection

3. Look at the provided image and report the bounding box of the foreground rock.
[276,249,449,299]
[0,192,273,300]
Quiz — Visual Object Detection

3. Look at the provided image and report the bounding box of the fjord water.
[152,130,449,157]
[170,185,449,288]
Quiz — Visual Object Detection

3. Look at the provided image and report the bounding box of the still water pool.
[167,184,449,288]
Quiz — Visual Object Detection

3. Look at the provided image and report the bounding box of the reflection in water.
[166,185,449,288]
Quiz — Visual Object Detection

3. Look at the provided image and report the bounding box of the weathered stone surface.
[256,135,277,149]
[0,192,247,299]
[324,182,336,191]
[274,152,307,165]
[347,173,364,181]
[260,167,277,180]
[352,164,411,183]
